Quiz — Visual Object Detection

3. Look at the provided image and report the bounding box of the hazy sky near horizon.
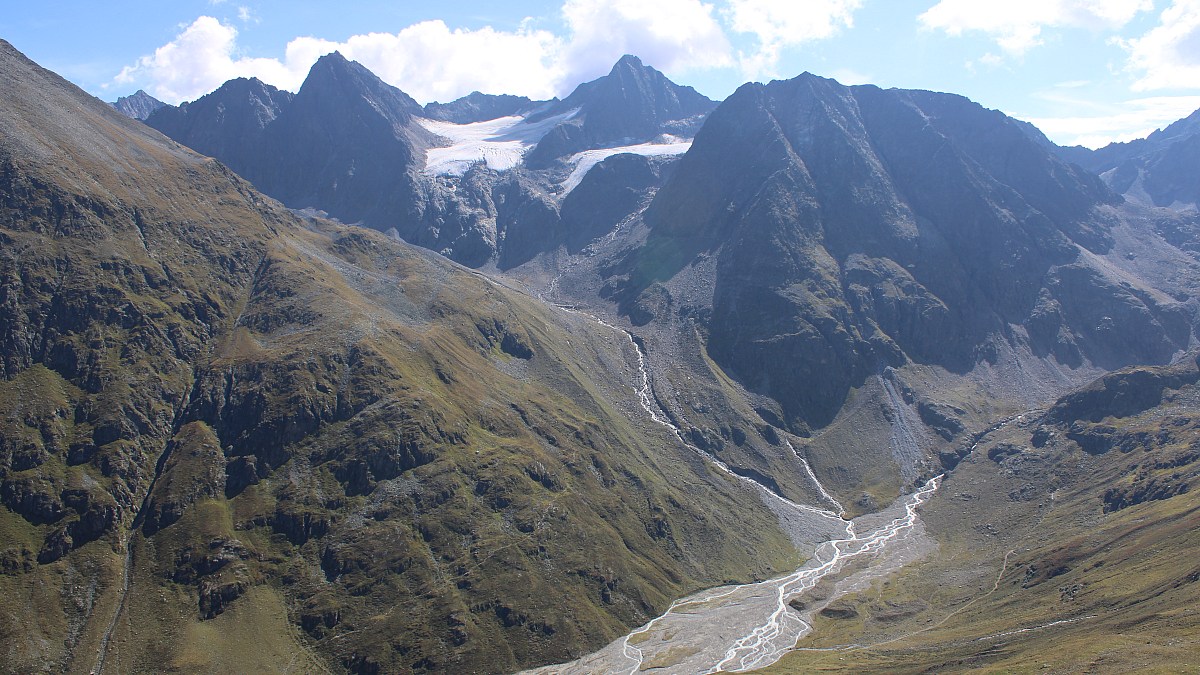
[6,0,1200,148]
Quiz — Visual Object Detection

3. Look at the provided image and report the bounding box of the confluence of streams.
[526,307,941,674]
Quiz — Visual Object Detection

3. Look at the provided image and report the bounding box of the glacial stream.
[529,476,940,674]
[467,271,944,673]
[528,310,942,674]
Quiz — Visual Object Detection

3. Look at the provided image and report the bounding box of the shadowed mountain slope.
[144,77,294,182]
[605,73,1193,433]
[146,53,436,235]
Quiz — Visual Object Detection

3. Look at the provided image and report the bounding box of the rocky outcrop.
[918,401,965,441]
[1047,355,1200,424]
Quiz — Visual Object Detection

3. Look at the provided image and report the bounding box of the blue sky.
[5,1,1200,147]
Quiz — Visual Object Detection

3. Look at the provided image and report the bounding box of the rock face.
[525,55,716,167]
[559,153,673,253]
[255,52,435,227]
[423,91,542,123]
[144,77,294,182]
[609,73,1190,430]
[1052,107,1200,209]
[146,53,435,240]
[110,89,166,120]
[0,40,799,674]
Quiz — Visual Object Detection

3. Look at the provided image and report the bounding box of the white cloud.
[828,68,872,85]
[560,0,732,84]
[1023,95,1200,147]
[1119,0,1200,91]
[295,21,565,103]
[114,16,307,103]
[726,0,862,78]
[966,52,1007,74]
[919,0,1152,55]
[114,1,734,106]
[114,17,563,104]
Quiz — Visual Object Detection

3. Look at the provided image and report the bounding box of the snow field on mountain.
[416,109,579,175]
[416,111,692,193]
[561,135,692,194]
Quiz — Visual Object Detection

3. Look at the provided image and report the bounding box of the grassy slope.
[96,224,800,674]
[770,359,1200,673]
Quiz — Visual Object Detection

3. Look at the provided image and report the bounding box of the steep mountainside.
[145,53,437,243]
[109,90,165,120]
[0,40,805,674]
[531,73,1200,516]
[255,52,435,226]
[144,77,294,182]
[622,75,1188,424]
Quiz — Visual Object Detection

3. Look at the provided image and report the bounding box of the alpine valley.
[3,37,1200,674]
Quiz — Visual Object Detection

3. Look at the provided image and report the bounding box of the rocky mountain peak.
[147,76,293,124]
[109,89,165,120]
[143,76,293,181]
[296,50,422,120]
[1146,106,1200,147]
[223,75,282,100]
[525,55,716,166]
[612,53,644,70]
[565,54,713,121]
[605,54,660,84]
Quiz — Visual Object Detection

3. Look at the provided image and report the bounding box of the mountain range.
[2,38,1199,673]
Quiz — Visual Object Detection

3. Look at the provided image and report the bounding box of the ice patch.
[417,109,579,176]
[561,136,692,195]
